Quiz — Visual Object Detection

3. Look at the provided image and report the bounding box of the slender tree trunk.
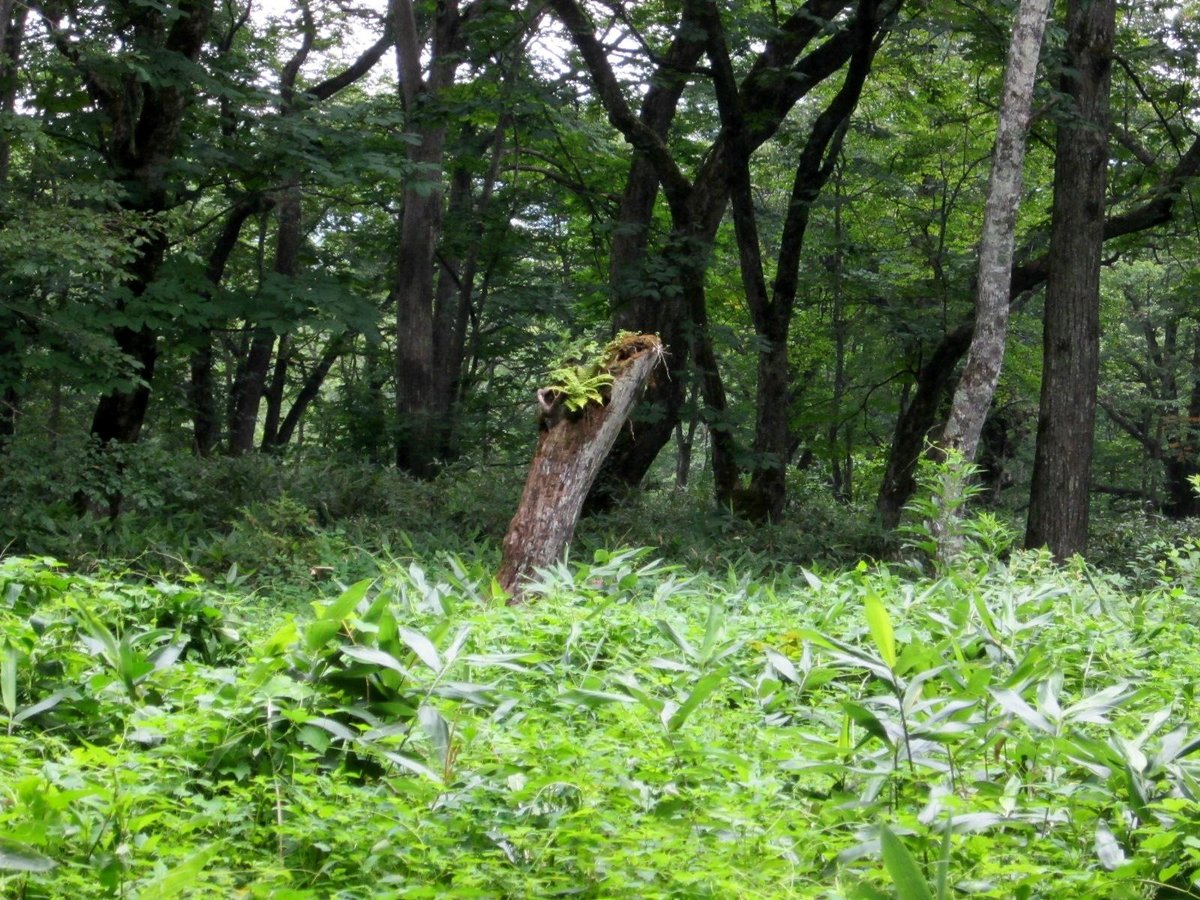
[90,232,171,447]
[1024,0,1116,558]
[393,132,444,476]
[189,346,219,455]
[56,0,216,469]
[0,0,25,186]
[189,197,269,455]
[272,332,351,449]
[549,0,905,511]
[498,336,663,600]
[675,411,699,489]
[225,6,390,456]
[261,333,290,448]
[876,323,972,528]
[228,182,301,456]
[0,0,24,448]
[697,0,881,520]
[391,0,465,477]
[935,0,1051,559]
[942,0,1051,461]
[830,280,849,502]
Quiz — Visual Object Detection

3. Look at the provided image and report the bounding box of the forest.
[4,0,1200,895]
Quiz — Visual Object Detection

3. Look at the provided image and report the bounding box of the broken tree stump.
[497,334,664,601]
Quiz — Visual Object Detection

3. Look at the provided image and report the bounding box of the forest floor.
[3,460,1200,897]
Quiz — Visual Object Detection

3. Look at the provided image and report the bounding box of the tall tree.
[549,0,905,511]
[936,0,1052,557]
[227,3,392,456]
[30,0,215,464]
[875,134,1200,529]
[941,0,1052,461]
[700,0,884,520]
[1024,0,1117,559]
[0,0,26,446]
[391,0,472,476]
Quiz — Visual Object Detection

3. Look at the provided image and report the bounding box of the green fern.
[545,362,614,412]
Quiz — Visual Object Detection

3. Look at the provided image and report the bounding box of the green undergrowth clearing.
[3,543,1200,898]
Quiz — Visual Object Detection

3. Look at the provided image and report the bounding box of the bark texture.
[391,0,469,477]
[941,0,1052,462]
[0,0,25,446]
[1024,0,1116,559]
[498,336,664,600]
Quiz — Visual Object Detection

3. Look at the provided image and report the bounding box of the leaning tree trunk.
[498,335,664,601]
[934,0,1051,561]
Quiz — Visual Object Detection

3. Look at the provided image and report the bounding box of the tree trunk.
[228,328,275,454]
[0,0,25,186]
[936,0,1051,559]
[876,323,972,528]
[271,332,351,449]
[55,0,216,465]
[549,0,905,510]
[89,230,171,448]
[941,0,1051,461]
[391,0,466,478]
[224,7,390,456]
[261,334,290,448]
[1024,0,1116,559]
[0,0,24,448]
[392,133,444,476]
[875,119,1200,531]
[189,344,219,455]
[228,181,302,456]
[498,336,664,600]
[189,196,270,455]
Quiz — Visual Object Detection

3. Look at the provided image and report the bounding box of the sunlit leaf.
[864,592,897,669]
[879,824,933,900]
[398,626,442,671]
[0,839,56,872]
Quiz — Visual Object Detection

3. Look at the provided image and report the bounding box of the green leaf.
[1094,822,1126,871]
[667,666,728,732]
[340,644,409,675]
[864,592,897,669]
[0,839,56,872]
[1,642,16,718]
[557,687,636,709]
[12,689,70,724]
[306,579,373,652]
[842,701,892,746]
[879,825,933,900]
[418,705,451,769]
[698,604,723,664]
[656,618,697,660]
[398,626,442,671]
[138,844,220,898]
[305,716,357,743]
[934,816,952,900]
[765,648,802,684]
[990,687,1053,734]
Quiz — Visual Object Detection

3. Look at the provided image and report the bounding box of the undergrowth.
[5,451,1200,895]
[2,537,1200,897]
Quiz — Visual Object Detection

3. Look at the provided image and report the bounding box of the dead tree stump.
[497,334,664,601]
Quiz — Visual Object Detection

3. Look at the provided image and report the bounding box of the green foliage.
[542,337,617,413]
[902,449,1019,573]
[4,525,1200,896]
